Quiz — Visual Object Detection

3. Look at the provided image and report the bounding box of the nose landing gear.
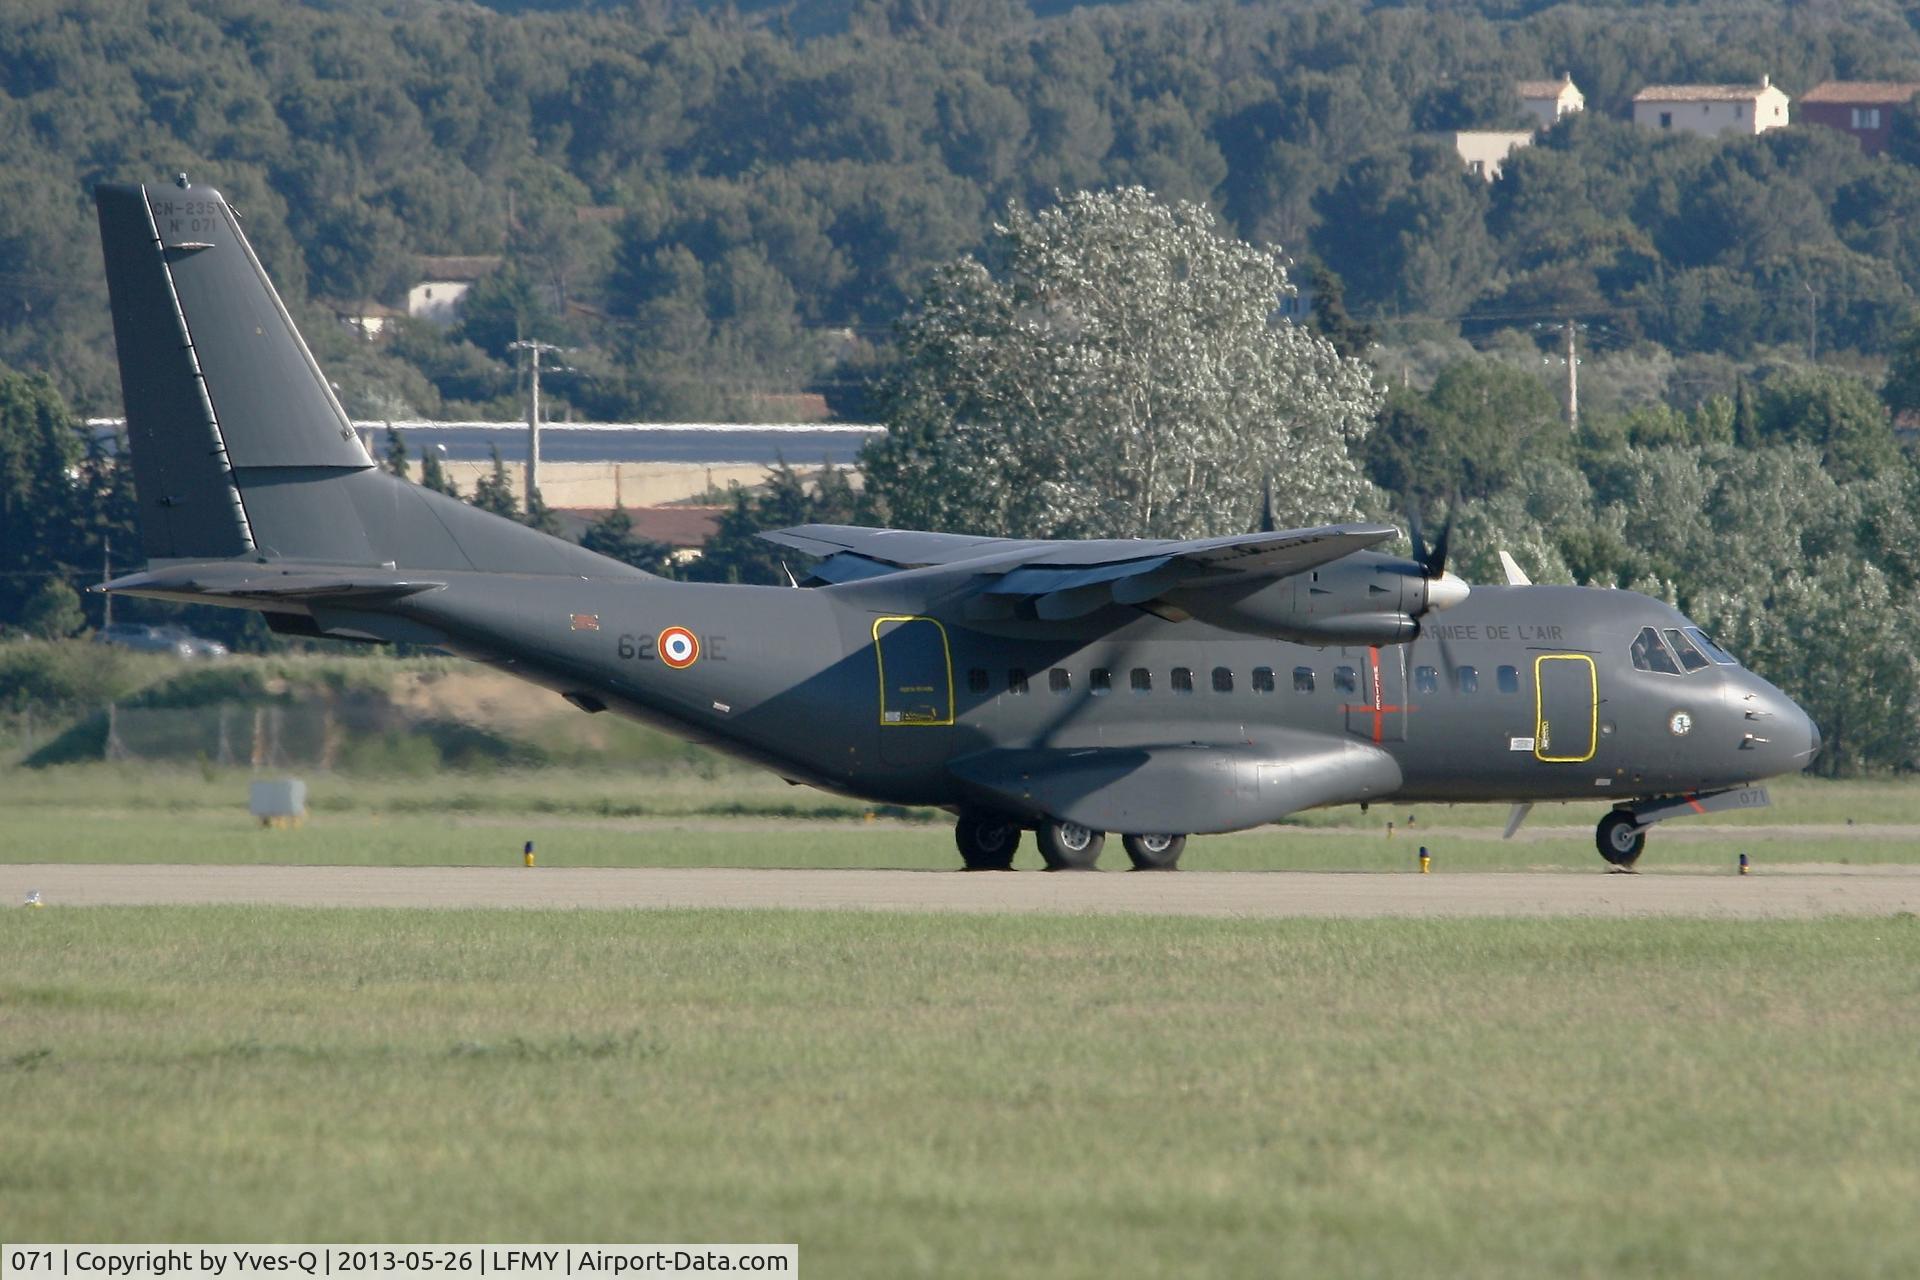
[1596,810,1646,870]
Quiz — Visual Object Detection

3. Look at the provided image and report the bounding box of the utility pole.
[509,339,565,510]
[1564,319,1578,434]
[1805,283,1818,363]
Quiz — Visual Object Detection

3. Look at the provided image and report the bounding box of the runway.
[7,863,1920,918]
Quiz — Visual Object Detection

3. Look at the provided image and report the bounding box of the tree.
[580,504,673,576]
[383,428,410,480]
[523,487,563,536]
[418,448,459,498]
[20,579,84,639]
[470,446,519,518]
[862,187,1380,539]
[1366,358,1568,505]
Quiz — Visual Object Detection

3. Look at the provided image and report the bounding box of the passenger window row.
[965,663,1523,697]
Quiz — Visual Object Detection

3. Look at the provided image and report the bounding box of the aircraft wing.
[761,521,1398,615]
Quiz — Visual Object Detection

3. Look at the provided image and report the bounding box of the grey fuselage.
[373,560,1818,832]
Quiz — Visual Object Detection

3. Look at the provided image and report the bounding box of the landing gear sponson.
[1594,785,1771,870]
[955,816,1189,871]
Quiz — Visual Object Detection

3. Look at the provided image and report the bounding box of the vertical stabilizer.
[96,179,373,563]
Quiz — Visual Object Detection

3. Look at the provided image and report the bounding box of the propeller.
[1406,491,1469,613]
[1405,491,1471,692]
[1256,476,1276,534]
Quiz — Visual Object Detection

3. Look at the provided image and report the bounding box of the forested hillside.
[8,0,1920,421]
[10,0,1920,771]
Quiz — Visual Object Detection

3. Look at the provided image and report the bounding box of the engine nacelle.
[1166,551,1465,646]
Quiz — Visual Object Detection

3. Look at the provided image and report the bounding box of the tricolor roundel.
[658,626,700,669]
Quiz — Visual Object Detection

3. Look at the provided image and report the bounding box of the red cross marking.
[1338,646,1421,743]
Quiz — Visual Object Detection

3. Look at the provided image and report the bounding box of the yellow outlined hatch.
[1533,653,1598,762]
[873,616,955,726]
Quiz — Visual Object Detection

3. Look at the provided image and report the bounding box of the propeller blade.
[1257,477,1276,534]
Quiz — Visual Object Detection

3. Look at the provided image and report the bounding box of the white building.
[1517,74,1584,129]
[1632,76,1790,138]
[1455,130,1534,181]
[406,255,502,324]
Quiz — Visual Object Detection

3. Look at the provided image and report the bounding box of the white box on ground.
[249,779,307,822]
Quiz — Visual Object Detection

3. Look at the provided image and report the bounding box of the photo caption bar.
[2,1248,795,1279]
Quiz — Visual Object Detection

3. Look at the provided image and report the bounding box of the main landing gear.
[954,815,1021,870]
[953,817,1189,871]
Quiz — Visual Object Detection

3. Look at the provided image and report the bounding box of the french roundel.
[658,626,700,669]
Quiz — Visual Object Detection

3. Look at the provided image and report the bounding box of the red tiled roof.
[1800,80,1920,105]
[557,506,723,548]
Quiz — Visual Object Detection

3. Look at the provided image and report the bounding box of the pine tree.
[580,503,672,575]
[470,446,519,518]
[524,487,563,536]
[419,448,459,498]
[384,427,410,479]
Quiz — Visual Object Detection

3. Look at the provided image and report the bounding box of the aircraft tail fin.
[97,177,644,584]
[96,178,375,564]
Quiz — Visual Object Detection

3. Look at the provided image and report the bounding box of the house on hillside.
[1799,81,1920,154]
[408,255,503,324]
[1455,130,1534,181]
[332,300,406,339]
[1632,77,1790,138]
[1518,74,1583,129]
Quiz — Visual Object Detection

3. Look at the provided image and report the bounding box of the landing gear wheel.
[1122,832,1187,871]
[1036,820,1105,871]
[954,816,1020,871]
[1597,810,1647,869]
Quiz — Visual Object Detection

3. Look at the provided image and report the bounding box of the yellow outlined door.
[874,616,953,766]
[1534,654,1597,762]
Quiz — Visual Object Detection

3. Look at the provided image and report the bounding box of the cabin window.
[1630,626,1682,675]
[1130,667,1153,693]
[1414,666,1439,694]
[1008,668,1029,695]
[1171,667,1194,694]
[1685,627,1739,666]
[1049,668,1072,694]
[1334,665,1358,694]
[967,668,990,694]
[1254,666,1277,693]
[1090,667,1112,695]
[1212,666,1234,693]
[1457,665,1479,693]
[1663,628,1710,673]
[1290,666,1312,693]
[1498,664,1520,693]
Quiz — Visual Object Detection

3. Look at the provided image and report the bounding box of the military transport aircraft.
[93,178,1821,871]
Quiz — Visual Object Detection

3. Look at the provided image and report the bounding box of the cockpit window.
[1630,626,1682,675]
[1663,628,1710,673]
[1685,626,1740,666]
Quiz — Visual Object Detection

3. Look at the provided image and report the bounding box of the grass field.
[5,765,1919,872]
[4,909,1918,1276]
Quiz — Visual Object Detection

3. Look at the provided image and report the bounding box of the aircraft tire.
[1036,820,1104,871]
[1122,832,1186,871]
[954,816,1020,871]
[1596,810,1647,868]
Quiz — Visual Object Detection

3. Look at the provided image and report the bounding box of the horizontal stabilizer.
[101,564,444,605]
